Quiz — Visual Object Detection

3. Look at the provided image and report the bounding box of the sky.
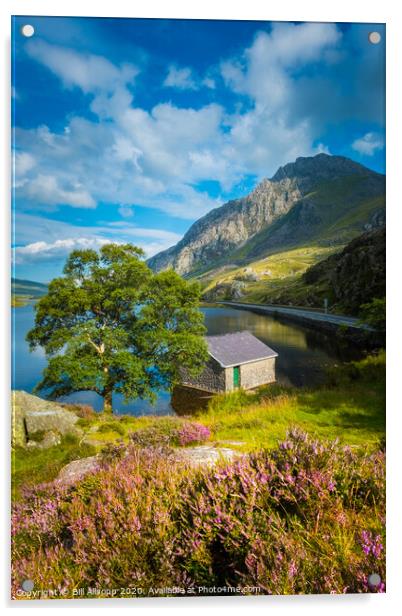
[12,16,385,282]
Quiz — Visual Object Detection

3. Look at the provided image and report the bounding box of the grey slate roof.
[206,331,278,368]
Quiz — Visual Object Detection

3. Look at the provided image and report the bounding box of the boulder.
[174,445,241,468]
[12,391,81,447]
[26,430,62,450]
[55,456,101,487]
[12,398,27,447]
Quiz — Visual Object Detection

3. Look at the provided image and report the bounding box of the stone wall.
[239,358,276,390]
[180,357,226,393]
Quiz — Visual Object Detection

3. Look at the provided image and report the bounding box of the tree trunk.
[102,389,113,414]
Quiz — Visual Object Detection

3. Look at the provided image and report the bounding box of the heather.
[12,429,385,598]
[12,352,385,501]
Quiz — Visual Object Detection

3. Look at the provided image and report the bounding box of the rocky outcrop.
[12,391,81,448]
[203,280,245,302]
[148,154,385,276]
[303,227,385,314]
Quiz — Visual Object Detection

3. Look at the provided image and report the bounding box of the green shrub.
[359,297,386,331]
[97,421,125,436]
[11,431,385,597]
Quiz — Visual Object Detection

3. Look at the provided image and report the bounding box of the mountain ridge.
[148,154,385,277]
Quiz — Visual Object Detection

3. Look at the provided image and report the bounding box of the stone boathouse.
[181,331,278,394]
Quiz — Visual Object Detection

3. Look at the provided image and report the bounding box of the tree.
[27,244,209,413]
[359,297,386,332]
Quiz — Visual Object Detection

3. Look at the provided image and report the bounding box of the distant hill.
[12,278,48,298]
[200,227,385,316]
[148,154,385,277]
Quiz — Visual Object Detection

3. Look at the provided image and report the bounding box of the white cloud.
[202,77,216,89]
[14,238,113,263]
[25,174,96,208]
[14,152,35,176]
[163,65,198,90]
[16,28,351,227]
[352,132,384,156]
[26,39,138,121]
[118,205,135,218]
[314,142,331,155]
[221,23,341,109]
[26,39,138,95]
[13,213,183,264]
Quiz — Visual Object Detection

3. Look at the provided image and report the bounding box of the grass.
[198,245,341,306]
[11,352,385,504]
[195,351,385,451]
[11,434,96,501]
[12,428,385,597]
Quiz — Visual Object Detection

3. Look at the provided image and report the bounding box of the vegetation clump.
[27,244,208,413]
[12,429,385,597]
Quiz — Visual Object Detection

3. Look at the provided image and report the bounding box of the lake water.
[12,304,362,416]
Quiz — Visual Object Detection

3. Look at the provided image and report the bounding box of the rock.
[12,395,27,447]
[12,391,81,447]
[231,280,245,299]
[174,445,241,468]
[41,430,62,448]
[235,268,260,282]
[55,455,101,487]
[148,154,385,277]
[202,280,245,302]
[26,430,62,449]
[14,391,80,437]
[303,227,385,315]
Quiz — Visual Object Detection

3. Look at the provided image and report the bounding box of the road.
[219,301,373,331]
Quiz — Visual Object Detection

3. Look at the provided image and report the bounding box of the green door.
[233,366,240,388]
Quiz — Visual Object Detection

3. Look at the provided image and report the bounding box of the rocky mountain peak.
[148,154,385,276]
[271,153,374,186]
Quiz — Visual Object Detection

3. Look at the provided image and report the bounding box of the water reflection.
[12,303,364,416]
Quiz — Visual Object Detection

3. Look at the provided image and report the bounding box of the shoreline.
[217,301,383,346]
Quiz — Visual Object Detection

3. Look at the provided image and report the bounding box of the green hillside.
[201,227,385,317]
[12,278,48,307]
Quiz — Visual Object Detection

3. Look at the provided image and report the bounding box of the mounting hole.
[368,573,381,589]
[368,31,381,45]
[21,24,35,38]
[21,579,34,592]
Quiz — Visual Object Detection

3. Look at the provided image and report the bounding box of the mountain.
[301,226,385,315]
[12,278,48,298]
[148,154,385,277]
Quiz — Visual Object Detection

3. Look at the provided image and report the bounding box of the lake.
[12,303,363,415]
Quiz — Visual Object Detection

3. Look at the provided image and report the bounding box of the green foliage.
[27,244,208,412]
[129,417,181,448]
[11,432,385,597]
[359,298,386,331]
[97,421,125,436]
[11,435,96,501]
[198,352,385,450]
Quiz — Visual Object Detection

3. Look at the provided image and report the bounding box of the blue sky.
[12,17,385,282]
